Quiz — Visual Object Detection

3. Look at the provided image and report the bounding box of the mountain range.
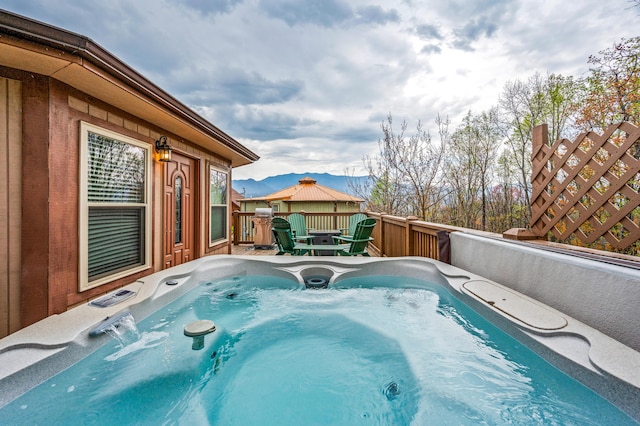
[232,172,367,198]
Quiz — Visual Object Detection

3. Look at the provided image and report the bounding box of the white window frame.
[209,165,229,246]
[79,122,152,291]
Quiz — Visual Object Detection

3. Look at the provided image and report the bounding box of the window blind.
[88,207,144,279]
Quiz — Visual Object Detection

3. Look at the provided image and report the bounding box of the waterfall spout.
[89,310,140,346]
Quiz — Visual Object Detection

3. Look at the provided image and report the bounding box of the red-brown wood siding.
[20,73,50,326]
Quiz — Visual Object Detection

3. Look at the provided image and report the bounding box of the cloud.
[258,0,399,28]
[424,0,515,51]
[332,125,381,144]
[175,67,304,106]
[431,0,515,21]
[196,105,306,140]
[3,0,638,181]
[216,72,303,105]
[199,102,382,144]
[420,44,442,54]
[452,17,498,51]
[176,0,243,16]
[259,0,353,27]
[415,24,443,41]
[354,5,400,25]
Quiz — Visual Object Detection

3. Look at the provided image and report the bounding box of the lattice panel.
[530,122,640,250]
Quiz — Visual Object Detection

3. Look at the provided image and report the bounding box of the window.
[209,166,229,245]
[79,122,151,291]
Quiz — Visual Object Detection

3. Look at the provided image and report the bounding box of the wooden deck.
[230,244,379,256]
[231,244,278,256]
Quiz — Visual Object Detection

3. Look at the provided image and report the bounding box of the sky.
[2,0,639,180]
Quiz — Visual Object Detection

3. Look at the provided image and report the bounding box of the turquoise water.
[1,275,637,425]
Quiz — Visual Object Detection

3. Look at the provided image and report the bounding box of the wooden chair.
[272,217,307,255]
[338,213,368,242]
[272,217,349,256]
[333,218,376,256]
[287,213,313,242]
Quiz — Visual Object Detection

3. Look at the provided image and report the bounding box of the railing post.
[532,123,548,152]
[503,228,540,241]
[529,123,549,239]
[405,216,418,256]
[379,213,387,257]
[232,211,239,245]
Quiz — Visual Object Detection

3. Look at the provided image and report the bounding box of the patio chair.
[332,218,376,256]
[272,217,310,255]
[287,213,313,242]
[338,213,368,242]
[272,217,350,256]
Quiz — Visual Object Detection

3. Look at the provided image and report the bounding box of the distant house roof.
[230,188,243,211]
[245,177,364,203]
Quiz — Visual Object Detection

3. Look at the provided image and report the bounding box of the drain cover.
[304,276,329,289]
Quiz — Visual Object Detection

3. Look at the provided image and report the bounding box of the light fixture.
[155,135,172,162]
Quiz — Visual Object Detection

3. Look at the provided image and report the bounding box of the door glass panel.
[175,176,182,244]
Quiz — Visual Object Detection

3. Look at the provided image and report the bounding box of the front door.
[164,152,196,268]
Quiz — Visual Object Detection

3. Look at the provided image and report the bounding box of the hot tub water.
[0,274,637,425]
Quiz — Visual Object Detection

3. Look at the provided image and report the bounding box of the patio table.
[309,230,342,255]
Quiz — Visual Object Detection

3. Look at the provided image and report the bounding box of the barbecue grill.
[252,208,273,249]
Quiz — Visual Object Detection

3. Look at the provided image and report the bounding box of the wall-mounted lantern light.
[155,135,172,162]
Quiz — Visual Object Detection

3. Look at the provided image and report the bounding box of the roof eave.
[0,9,259,167]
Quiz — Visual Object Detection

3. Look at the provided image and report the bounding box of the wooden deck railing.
[359,212,465,258]
[232,210,465,260]
[233,212,360,245]
[231,209,640,267]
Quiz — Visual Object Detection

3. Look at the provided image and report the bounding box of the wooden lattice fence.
[530,122,640,250]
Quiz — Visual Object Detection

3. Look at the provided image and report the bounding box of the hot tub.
[0,256,638,424]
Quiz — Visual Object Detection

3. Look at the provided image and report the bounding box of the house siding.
[0,76,22,337]
[0,67,237,334]
[242,200,271,213]
[240,201,361,214]
[20,72,50,327]
[287,201,361,213]
[0,12,256,337]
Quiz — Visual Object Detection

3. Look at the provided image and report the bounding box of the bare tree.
[360,114,448,219]
[444,109,501,230]
[488,152,529,231]
[474,108,502,230]
[445,112,482,228]
[359,116,406,214]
